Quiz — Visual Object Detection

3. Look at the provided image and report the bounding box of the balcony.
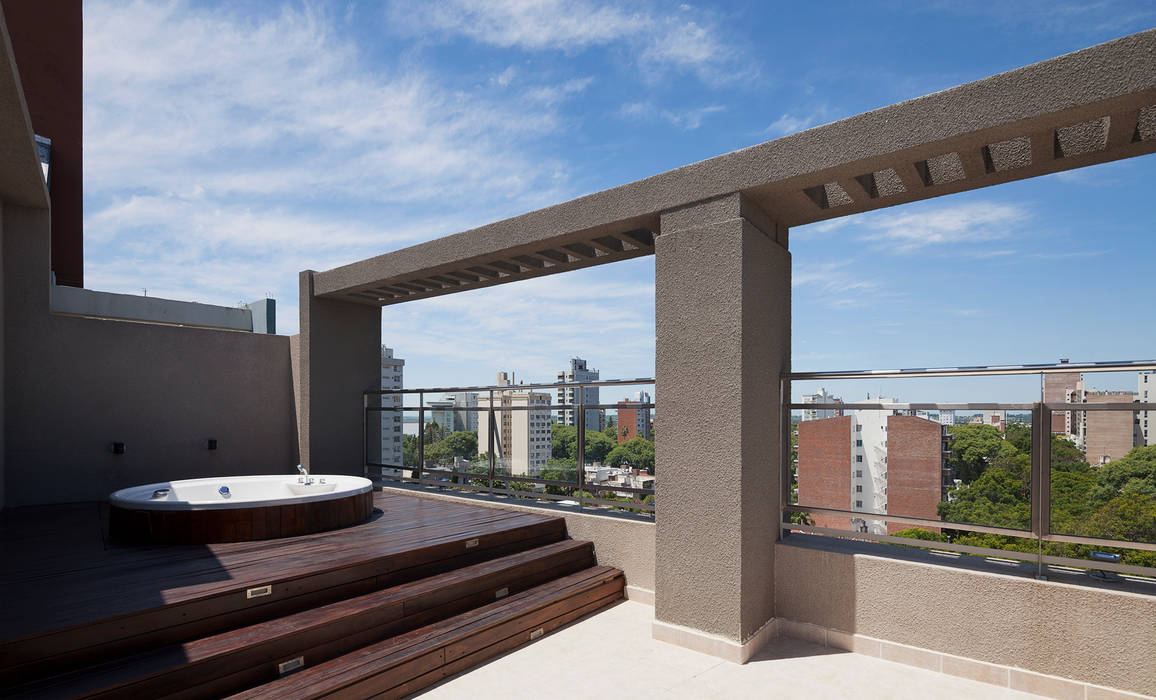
[2,15,1155,700]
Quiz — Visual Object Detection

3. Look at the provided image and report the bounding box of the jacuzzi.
[109,475,374,545]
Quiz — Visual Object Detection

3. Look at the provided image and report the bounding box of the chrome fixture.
[296,464,313,485]
[151,488,170,499]
[218,485,230,497]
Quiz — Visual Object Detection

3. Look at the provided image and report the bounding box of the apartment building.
[379,346,405,467]
[800,388,843,421]
[797,404,949,535]
[1140,372,1154,447]
[616,391,652,443]
[426,400,455,436]
[446,392,479,433]
[1075,389,1139,464]
[1043,365,1082,435]
[477,372,553,476]
[556,358,603,430]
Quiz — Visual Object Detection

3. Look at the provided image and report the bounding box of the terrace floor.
[418,600,1045,699]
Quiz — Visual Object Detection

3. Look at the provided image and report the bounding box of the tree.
[938,469,1029,530]
[442,430,478,458]
[946,424,1015,482]
[1004,423,1032,454]
[424,441,452,466]
[1091,445,1156,503]
[583,431,616,463]
[402,434,419,467]
[422,421,448,445]
[606,437,655,472]
[551,424,577,460]
[1050,436,1090,473]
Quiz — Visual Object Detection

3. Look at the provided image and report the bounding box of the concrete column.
[297,270,381,475]
[652,192,789,662]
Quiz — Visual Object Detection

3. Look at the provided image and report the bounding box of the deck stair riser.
[0,504,565,687]
[229,566,625,700]
[6,540,597,700]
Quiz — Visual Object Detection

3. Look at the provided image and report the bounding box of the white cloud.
[387,0,747,83]
[764,106,836,137]
[619,102,725,130]
[525,77,596,106]
[82,1,583,330]
[854,202,1030,253]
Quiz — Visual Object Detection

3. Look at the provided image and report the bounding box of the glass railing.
[784,360,1156,579]
[365,378,655,517]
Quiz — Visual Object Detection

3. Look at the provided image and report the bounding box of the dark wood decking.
[0,492,569,688]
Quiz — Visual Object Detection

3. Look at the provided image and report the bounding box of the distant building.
[1075,389,1139,464]
[426,400,455,436]
[557,358,602,430]
[801,388,843,422]
[1140,372,1154,447]
[797,401,949,535]
[616,391,653,443]
[446,392,479,433]
[915,409,955,427]
[379,346,405,466]
[478,371,553,476]
[1043,364,1082,435]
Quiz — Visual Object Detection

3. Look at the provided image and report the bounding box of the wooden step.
[7,540,597,700]
[0,505,566,688]
[226,566,625,700]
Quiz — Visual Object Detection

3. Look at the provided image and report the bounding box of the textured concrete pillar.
[298,270,381,475]
[652,192,789,662]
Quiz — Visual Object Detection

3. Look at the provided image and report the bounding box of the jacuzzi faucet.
[296,464,313,485]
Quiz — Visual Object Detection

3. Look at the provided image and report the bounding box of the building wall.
[478,387,551,476]
[797,416,852,530]
[379,346,404,467]
[557,358,601,430]
[3,205,298,506]
[1,1,83,288]
[775,541,1156,697]
[885,416,945,534]
[1138,372,1153,447]
[1043,372,1081,434]
[616,396,652,443]
[1081,391,1137,464]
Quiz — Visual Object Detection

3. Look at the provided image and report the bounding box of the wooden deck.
[0,492,570,689]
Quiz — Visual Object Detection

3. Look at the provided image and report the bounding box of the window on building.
[855,439,863,447]
[856,455,863,463]
[855,469,862,478]
[855,425,862,432]
[855,500,863,508]
[855,485,863,493]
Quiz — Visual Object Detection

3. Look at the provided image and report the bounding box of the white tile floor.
[416,601,1045,699]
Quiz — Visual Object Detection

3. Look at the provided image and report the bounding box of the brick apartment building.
[616,391,652,443]
[797,412,949,535]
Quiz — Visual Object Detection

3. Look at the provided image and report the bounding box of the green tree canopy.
[551,424,577,460]
[583,431,616,463]
[442,430,478,458]
[606,437,655,472]
[947,424,1016,482]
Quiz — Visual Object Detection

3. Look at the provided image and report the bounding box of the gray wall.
[3,204,298,506]
[775,541,1156,696]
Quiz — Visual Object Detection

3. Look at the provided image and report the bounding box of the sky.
[80,1,1156,405]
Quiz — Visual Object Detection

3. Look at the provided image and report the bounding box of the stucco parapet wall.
[775,537,1156,697]
[377,484,656,593]
[314,29,1156,306]
[0,10,49,208]
[50,284,274,332]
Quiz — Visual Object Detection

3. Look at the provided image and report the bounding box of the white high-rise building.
[478,372,553,476]
[849,399,895,535]
[379,346,405,467]
[801,388,843,421]
[446,392,479,433]
[557,358,602,430]
[426,400,455,436]
[915,409,956,427]
[1140,372,1154,447]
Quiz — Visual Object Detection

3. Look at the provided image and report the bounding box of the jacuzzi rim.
[109,474,373,511]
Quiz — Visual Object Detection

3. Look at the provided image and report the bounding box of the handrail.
[788,359,1156,380]
[366,377,655,395]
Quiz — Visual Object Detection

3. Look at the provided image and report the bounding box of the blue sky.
[80,1,1156,404]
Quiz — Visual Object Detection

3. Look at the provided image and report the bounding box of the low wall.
[775,537,1156,696]
[3,205,298,506]
[379,485,656,595]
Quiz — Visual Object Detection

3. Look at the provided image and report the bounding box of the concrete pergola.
[298,29,1156,661]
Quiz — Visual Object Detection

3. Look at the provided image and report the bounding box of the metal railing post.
[780,376,791,539]
[487,389,496,495]
[576,384,586,509]
[417,391,425,486]
[362,392,369,481]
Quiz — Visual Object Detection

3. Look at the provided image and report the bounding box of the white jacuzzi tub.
[110,474,372,510]
[109,474,376,544]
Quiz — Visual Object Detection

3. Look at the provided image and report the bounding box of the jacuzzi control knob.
[218,485,231,497]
